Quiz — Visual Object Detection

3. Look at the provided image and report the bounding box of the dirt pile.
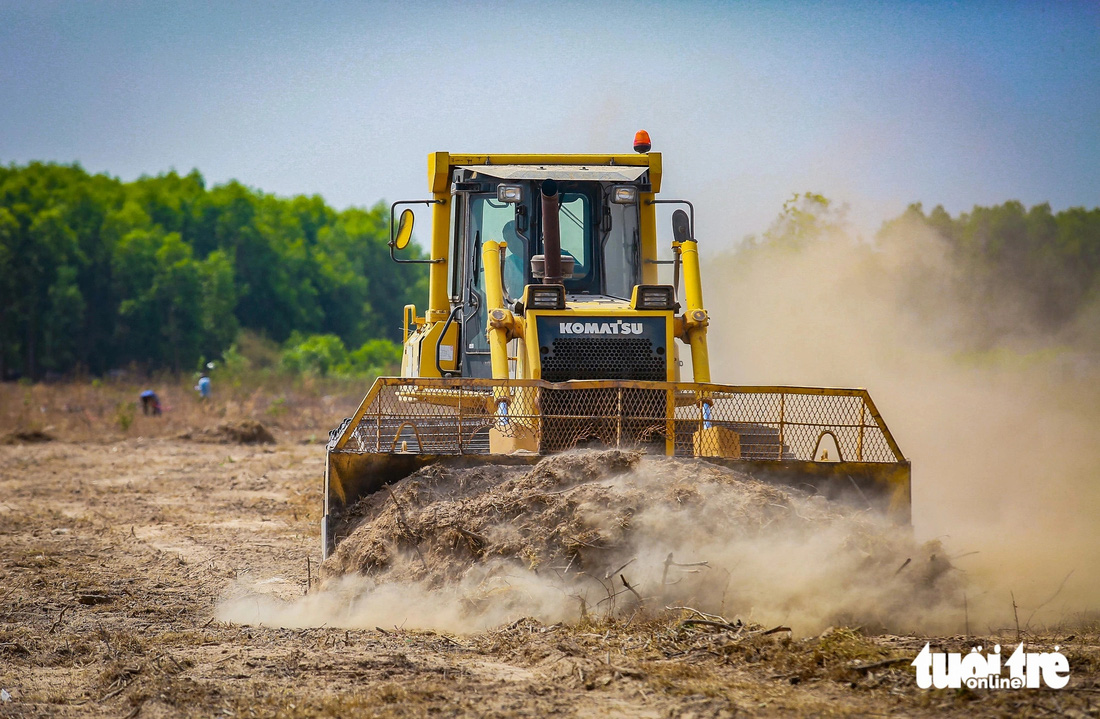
[317,450,960,633]
[181,419,275,444]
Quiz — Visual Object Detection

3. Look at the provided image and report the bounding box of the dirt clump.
[1,428,55,444]
[323,450,646,582]
[181,418,275,444]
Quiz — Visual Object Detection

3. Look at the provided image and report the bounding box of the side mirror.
[672,209,692,244]
[393,209,414,251]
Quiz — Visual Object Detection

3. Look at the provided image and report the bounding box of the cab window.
[558,193,590,281]
[449,193,464,300]
[602,200,640,299]
[469,194,529,302]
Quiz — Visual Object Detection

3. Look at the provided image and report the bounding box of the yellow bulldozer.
[322,132,910,559]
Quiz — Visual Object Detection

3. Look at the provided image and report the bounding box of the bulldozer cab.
[448,170,645,378]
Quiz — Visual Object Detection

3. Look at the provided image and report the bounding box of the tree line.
[880,200,1100,344]
[0,162,427,379]
[3,162,1097,379]
[747,193,1100,351]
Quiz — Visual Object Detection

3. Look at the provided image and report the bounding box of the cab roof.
[429,152,662,193]
[459,164,648,182]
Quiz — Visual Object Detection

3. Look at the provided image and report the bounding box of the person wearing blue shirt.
[195,373,211,400]
[139,389,162,415]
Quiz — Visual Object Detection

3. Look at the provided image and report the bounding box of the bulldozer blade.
[322,378,910,560]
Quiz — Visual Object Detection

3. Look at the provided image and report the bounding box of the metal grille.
[330,379,904,464]
[540,338,666,382]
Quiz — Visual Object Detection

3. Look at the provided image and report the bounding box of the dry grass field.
[1,381,1097,717]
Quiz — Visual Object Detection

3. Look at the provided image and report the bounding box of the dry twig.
[620,574,643,605]
[679,619,742,632]
[386,487,427,570]
[49,606,69,633]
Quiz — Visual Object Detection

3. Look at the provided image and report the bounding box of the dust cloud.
[218,569,572,635]
[220,452,961,636]
[702,217,1100,630]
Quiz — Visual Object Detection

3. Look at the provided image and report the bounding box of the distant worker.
[195,372,211,400]
[139,389,162,416]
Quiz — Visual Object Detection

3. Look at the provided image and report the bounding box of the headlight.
[525,284,566,310]
[631,284,675,310]
[610,185,638,204]
[497,184,524,203]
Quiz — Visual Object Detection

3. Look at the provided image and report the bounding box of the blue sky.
[1,0,1097,246]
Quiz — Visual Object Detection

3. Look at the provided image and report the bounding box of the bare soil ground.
[1,431,1098,718]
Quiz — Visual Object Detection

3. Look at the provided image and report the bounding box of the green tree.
[758,192,849,250]
[198,249,238,359]
[113,229,205,371]
[18,206,86,376]
[347,338,402,375]
[279,333,348,376]
[0,207,20,378]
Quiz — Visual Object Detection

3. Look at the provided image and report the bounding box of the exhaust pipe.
[540,179,562,285]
